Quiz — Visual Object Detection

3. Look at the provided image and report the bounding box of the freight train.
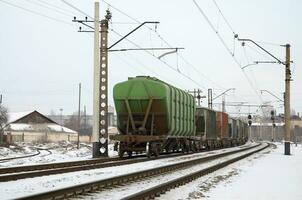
[110,76,248,157]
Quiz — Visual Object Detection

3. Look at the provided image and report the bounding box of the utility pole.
[84,105,87,131]
[72,3,174,158]
[238,37,293,155]
[210,88,235,110]
[59,108,63,125]
[208,89,213,109]
[74,2,110,157]
[77,83,81,149]
[188,89,205,106]
[0,94,2,105]
[284,44,291,155]
[222,94,226,112]
[92,2,101,157]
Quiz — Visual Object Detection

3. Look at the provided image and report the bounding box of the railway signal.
[247,114,252,140]
[248,114,252,126]
[271,110,275,142]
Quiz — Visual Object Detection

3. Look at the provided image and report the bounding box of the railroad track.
[0,148,51,163]
[14,143,266,200]
[0,144,253,182]
[123,143,270,200]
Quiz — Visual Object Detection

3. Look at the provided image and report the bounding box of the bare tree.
[64,111,92,136]
[49,109,56,116]
[0,105,8,144]
[64,113,78,131]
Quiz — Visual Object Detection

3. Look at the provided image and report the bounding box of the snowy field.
[161,142,302,200]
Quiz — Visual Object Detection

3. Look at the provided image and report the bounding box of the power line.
[109,34,189,89]
[61,0,203,88]
[192,0,237,59]
[254,40,283,47]
[102,0,224,90]
[212,0,236,35]
[151,30,222,90]
[245,43,274,61]
[192,0,266,115]
[37,0,79,16]
[154,30,224,89]
[112,53,147,75]
[193,1,264,98]
[242,45,250,64]
[60,0,93,19]
[66,0,207,89]
[101,0,140,24]
[0,0,74,26]
[110,28,204,88]
[24,0,73,17]
[67,0,197,86]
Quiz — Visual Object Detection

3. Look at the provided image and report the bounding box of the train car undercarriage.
[111,135,246,158]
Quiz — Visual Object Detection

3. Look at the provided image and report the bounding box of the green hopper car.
[111,76,248,157]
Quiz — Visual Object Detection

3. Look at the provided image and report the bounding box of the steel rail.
[0,143,253,179]
[0,148,51,163]
[122,143,270,200]
[0,151,41,163]
[15,143,260,200]
[0,157,115,174]
[0,148,228,181]
[0,151,196,182]
[0,149,197,175]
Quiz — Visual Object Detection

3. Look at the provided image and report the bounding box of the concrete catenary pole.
[284,44,291,155]
[92,2,101,157]
[97,11,111,157]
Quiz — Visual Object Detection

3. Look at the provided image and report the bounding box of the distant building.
[4,110,79,143]
[48,105,117,129]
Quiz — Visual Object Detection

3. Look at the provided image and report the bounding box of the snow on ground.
[82,144,266,200]
[0,142,98,167]
[160,142,302,200]
[0,144,255,199]
[0,145,37,160]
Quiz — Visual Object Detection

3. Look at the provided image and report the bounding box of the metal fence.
[250,125,302,142]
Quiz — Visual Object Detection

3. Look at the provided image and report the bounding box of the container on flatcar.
[237,119,244,139]
[243,122,248,140]
[228,118,237,139]
[113,76,196,138]
[195,107,217,139]
[216,111,229,139]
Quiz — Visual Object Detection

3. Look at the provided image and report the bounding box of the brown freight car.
[216,111,231,147]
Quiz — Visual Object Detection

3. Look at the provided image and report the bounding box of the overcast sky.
[0,0,301,117]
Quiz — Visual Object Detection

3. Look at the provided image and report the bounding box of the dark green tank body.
[114,76,196,137]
